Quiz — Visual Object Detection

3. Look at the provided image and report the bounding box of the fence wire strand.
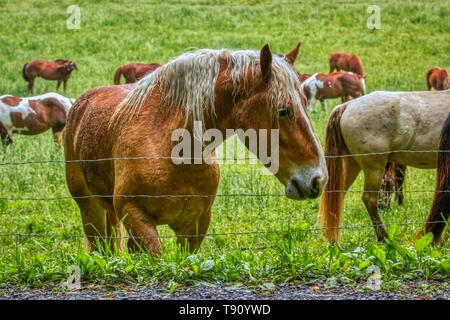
[0,149,449,166]
[0,221,445,240]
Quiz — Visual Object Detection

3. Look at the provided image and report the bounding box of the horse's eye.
[277,108,292,118]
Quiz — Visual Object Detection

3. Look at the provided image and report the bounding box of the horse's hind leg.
[56,80,62,91]
[395,165,406,205]
[66,163,111,251]
[119,203,161,256]
[0,128,13,147]
[27,77,35,94]
[173,208,211,253]
[362,167,389,241]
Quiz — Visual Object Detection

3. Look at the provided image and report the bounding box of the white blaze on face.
[285,88,328,199]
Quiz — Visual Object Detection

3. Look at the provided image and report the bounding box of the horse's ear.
[260,44,272,83]
[285,42,301,65]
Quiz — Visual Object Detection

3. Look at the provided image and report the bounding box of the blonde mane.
[114,48,303,125]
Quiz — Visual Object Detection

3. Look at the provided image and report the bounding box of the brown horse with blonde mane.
[23,59,77,94]
[416,113,450,243]
[319,90,450,243]
[64,44,328,255]
[426,67,450,91]
[301,72,366,112]
[329,52,364,77]
[0,92,74,146]
[113,63,161,85]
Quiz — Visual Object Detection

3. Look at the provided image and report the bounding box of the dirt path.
[1,281,448,300]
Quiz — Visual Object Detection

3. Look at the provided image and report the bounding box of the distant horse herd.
[0,43,449,256]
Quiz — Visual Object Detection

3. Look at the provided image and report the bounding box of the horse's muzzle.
[285,168,327,200]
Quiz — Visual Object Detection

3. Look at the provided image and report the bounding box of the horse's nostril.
[310,175,321,198]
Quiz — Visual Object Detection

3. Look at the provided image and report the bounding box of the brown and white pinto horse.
[113,63,161,84]
[0,92,74,146]
[64,44,328,255]
[301,72,366,112]
[23,59,77,94]
[329,52,364,77]
[319,90,450,243]
[416,113,450,244]
[426,67,450,91]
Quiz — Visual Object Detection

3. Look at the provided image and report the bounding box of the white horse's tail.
[359,78,366,95]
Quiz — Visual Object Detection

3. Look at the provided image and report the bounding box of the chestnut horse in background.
[23,59,77,94]
[301,72,366,112]
[426,67,450,91]
[415,113,450,244]
[113,63,161,84]
[329,52,364,77]
[64,44,328,255]
[319,90,450,243]
[0,92,74,146]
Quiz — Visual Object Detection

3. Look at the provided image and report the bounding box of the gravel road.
[1,281,448,300]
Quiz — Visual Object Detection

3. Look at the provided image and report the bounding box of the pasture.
[0,0,449,294]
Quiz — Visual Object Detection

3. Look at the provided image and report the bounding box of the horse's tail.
[113,67,122,85]
[22,63,29,82]
[318,103,351,243]
[416,114,450,243]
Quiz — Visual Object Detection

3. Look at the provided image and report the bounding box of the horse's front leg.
[63,79,69,92]
[308,97,317,113]
[172,207,212,253]
[119,202,161,256]
[362,167,389,241]
[56,80,62,91]
[2,136,13,146]
[320,100,327,111]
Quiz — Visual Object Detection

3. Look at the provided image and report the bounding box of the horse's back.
[65,85,131,160]
[339,91,450,163]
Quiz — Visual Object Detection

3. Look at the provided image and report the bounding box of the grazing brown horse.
[64,44,328,255]
[416,113,450,244]
[0,92,74,146]
[426,67,450,91]
[113,63,161,84]
[379,162,407,209]
[329,52,364,77]
[319,90,450,243]
[22,59,77,94]
[301,72,366,112]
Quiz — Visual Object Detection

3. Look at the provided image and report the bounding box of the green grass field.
[0,0,449,291]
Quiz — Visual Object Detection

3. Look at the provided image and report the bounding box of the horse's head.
[226,44,328,199]
[58,61,77,74]
[444,76,450,90]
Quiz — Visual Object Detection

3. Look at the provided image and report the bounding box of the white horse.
[319,90,450,242]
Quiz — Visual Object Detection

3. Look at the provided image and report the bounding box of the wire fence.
[0,149,448,166]
[0,221,445,241]
[0,149,447,243]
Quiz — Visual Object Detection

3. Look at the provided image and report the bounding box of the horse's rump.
[22,63,29,82]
